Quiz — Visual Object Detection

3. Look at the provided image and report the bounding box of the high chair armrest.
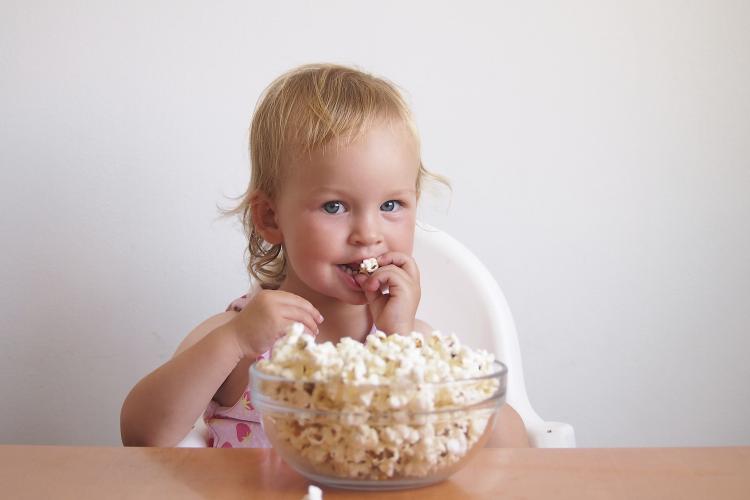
[176,418,210,448]
[527,421,577,448]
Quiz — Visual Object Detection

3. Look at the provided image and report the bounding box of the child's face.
[274,120,419,305]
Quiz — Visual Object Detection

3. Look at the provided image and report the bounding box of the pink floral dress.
[203,293,272,448]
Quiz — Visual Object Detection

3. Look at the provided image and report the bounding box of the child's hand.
[354,252,420,335]
[227,290,324,358]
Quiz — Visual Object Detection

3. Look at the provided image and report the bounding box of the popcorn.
[302,485,322,500]
[359,257,379,274]
[254,324,502,481]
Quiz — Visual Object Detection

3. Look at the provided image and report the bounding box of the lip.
[335,265,364,292]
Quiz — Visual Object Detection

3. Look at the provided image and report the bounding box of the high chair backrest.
[178,223,575,447]
[413,223,575,447]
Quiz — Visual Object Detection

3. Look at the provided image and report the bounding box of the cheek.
[389,220,416,254]
[402,232,415,254]
[284,216,339,259]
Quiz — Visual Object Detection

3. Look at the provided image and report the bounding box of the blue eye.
[380,200,401,212]
[322,201,344,214]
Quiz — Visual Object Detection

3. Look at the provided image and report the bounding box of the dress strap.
[225,282,262,312]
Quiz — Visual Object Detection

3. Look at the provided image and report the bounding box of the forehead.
[282,121,420,192]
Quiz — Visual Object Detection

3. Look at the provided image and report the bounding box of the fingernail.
[317,314,324,323]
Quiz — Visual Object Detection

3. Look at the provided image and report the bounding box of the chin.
[308,281,367,306]
[335,290,367,306]
[346,294,369,306]
[333,289,368,306]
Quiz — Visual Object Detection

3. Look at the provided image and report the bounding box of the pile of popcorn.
[254,323,503,480]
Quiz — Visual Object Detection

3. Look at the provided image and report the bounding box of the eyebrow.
[385,188,418,198]
[309,187,417,197]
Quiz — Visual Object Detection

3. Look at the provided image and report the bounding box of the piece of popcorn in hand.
[359,257,379,274]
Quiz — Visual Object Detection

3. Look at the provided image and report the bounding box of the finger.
[363,266,411,294]
[273,291,324,324]
[356,272,383,293]
[376,252,419,280]
[281,307,320,336]
[354,273,385,304]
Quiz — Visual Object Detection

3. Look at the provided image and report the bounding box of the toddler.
[120,63,528,448]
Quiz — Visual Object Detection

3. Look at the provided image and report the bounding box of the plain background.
[1,1,749,447]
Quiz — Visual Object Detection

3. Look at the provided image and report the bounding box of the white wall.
[1,1,748,447]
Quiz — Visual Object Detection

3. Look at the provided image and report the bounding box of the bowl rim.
[249,359,507,387]
[249,360,507,417]
[252,390,505,417]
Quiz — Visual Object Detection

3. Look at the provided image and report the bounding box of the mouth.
[336,263,361,276]
[335,263,365,293]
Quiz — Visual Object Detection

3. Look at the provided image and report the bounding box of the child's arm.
[120,290,323,447]
[486,403,531,447]
[120,313,243,446]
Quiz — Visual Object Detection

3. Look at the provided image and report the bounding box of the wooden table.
[1,445,748,499]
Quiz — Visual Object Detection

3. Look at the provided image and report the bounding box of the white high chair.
[412,223,575,447]
[177,223,575,448]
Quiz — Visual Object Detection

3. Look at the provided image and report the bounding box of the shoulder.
[173,287,262,356]
[414,318,433,334]
[173,310,238,357]
[486,403,530,448]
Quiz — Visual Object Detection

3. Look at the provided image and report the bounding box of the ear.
[250,191,283,245]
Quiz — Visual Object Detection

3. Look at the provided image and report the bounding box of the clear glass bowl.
[250,360,507,490]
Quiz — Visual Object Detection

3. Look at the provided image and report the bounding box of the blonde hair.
[228,63,447,288]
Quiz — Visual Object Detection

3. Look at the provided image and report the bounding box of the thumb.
[355,274,381,304]
[354,273,367,287]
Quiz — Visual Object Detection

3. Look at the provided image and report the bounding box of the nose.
[348,212,383,248]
